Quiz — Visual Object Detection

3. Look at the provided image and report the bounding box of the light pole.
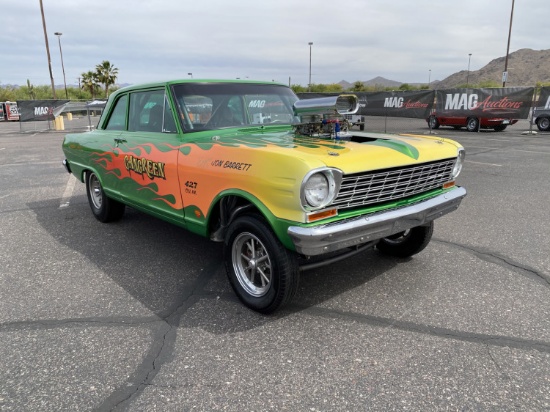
[54,32,68,99]
[503,0,515,87]
[428,69,431,88]
[308,42,313,92]
[466,53,472,88]
[39,0,56,98]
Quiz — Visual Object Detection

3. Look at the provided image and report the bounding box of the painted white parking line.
[59,174,77,208]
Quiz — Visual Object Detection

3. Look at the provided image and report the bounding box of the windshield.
[171,83,299,132]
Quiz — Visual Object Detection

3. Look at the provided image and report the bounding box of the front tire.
[224,215,299,314]
[428,115,440,129]
[376,222,434,258]
[466,117,479,132]
[86,171,125,223]
[536,116,550,131]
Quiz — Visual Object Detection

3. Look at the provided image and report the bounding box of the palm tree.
[95,60,119,97]
[81,70,100,99]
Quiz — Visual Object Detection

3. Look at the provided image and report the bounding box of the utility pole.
[466,53,472,87]
[54,32,68,99]
[503,0,515,87]
[308,42,313,92]
[39,0,56,98]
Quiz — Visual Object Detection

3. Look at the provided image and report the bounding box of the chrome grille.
[333,158,455,209]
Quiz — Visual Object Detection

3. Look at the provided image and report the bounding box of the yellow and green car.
[62,80,466,313]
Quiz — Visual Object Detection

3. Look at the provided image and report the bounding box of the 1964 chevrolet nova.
[62,80,466,313]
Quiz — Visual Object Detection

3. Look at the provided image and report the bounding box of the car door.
[114,88,183,222]
[89,93,127,201]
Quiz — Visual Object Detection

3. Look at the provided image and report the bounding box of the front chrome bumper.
[288,187,466,256]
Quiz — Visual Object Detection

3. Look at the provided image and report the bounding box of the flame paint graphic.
[91,142,183,210]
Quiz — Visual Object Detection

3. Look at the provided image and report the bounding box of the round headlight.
[304,173,329,208]
[300,168,342,211]
[452,148,466,179]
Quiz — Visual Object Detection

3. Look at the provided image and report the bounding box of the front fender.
[205,189,297,251]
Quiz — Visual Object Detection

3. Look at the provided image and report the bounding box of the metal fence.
[300,86,550,135]
[7,86,550,135]
[16,100,105,133]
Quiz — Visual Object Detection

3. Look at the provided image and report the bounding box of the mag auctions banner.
[536,86,550,109]
[358,90,434,118]
[17,100,70,122]
[435,88,534,119]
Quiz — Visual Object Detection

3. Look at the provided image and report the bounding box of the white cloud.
[0,0,547,86]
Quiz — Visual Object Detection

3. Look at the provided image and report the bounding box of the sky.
[0,0,548,87]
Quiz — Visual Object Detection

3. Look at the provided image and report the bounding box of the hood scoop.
[349,135,379,143]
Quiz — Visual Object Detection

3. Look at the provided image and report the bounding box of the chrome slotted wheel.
[88,173,103,210]
[85,171,125,223]
[224,215,299,313]
[232,232,272,297]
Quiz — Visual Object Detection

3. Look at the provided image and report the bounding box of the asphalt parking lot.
[0,118,549,411]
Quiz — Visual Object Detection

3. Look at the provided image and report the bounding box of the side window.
[104,94,128,130]
[128,90,177,133]
[129,90,162,132]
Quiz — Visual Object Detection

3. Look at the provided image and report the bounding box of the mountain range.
[339,48,550,90]
[3,49,549,91]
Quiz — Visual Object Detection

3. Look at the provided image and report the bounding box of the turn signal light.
[307,208,337,222]
[443,181,456,189]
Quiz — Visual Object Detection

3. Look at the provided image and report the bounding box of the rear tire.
[466,117,479,132]
[86,171,125,223]
[224,215,299,314]
[376,222,434,258]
